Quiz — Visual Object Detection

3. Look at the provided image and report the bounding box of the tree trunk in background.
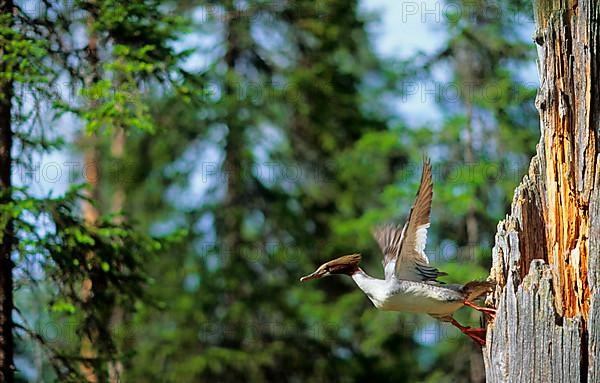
[108,126,125,383]
[483,1,599,381]
[0,1,15,381]
[79,14,101,382]
[79,144,100,383]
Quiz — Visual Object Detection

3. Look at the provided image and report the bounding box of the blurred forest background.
[1,0,540,382]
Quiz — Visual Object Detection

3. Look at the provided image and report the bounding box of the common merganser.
[300,158,495,346]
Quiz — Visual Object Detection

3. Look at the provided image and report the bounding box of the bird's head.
[300,254,362,282]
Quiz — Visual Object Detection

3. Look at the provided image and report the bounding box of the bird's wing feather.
[373,158,446,282]
[372,224,405,280]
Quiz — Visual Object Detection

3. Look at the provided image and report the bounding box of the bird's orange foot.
[460,327,487,346]
[464,300,496,321]
[449,318,487,346]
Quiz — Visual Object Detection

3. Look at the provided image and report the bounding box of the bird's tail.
[462,281,494,301]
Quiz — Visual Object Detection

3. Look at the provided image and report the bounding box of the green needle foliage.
[123,1,419,381]
[12,187,159,381]
[2,0,187,381]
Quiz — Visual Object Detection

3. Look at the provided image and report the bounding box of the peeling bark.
[483,0,599,382]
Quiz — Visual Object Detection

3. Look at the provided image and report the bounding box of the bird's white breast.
[377,286,463,316]
[351,271,464,316]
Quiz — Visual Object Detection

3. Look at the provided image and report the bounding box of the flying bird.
[300,158,495,345]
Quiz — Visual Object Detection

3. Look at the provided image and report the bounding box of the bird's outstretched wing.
[372,158,447,282]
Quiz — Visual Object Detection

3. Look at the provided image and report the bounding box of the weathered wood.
[483,0,599,382]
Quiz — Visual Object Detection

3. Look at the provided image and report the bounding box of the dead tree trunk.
[483,0,599,382]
